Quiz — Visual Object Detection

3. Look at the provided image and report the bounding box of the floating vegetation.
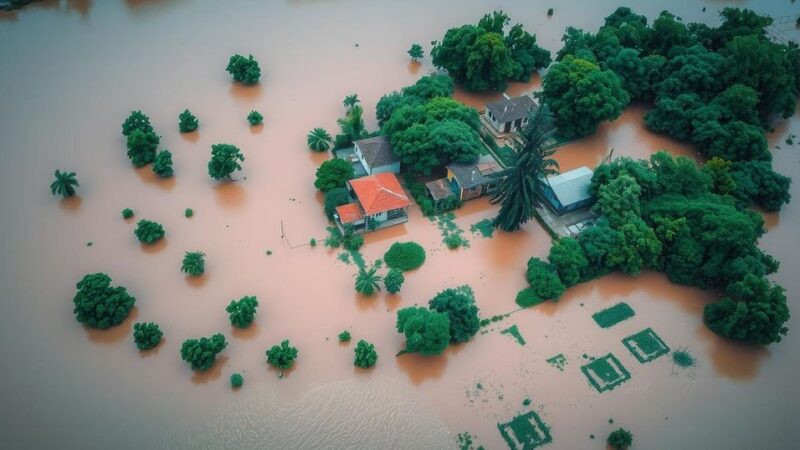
[672,347,696,368]
[522,398,531,406]
[456,431,484,450]
[479,313,510,327]
[337,252,351,264]
[592,302,635,328]
[501,325,526,346]
[469,218,495,238]
[497,411,552,449]
[432,212,470,249]
[622,328,670,364]
[580,353,631,393]
[546,353,567,372]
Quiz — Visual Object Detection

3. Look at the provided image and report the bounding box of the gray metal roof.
[447,154,502,189]
[425,178,454,201]
[545,166,594,206]
[486,95,537,124]
[354,135,399,169]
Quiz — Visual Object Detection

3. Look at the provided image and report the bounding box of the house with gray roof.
[540,166,595,215]
[446,154,503,201]
[486,94,538,133]
[353,135,400,175]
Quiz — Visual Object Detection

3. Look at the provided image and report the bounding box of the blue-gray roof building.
[540,167,595,215]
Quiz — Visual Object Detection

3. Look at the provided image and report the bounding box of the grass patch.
[546,353,567,372]
[501,325,526,346]
[592,302,635,328]
[622,328,670,364]
[580,353,631,393]
[470,218,495,238]
[516,287,545,308]
[672,347,696,368]
[497,411,552,449]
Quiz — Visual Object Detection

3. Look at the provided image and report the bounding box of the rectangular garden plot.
[497,411,552,450]
[580,353,631,393]
[591,302,635,328]
[623,328,670,364]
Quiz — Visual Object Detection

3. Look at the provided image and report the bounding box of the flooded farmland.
[1,1,799,449]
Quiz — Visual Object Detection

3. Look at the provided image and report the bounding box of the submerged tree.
[134,219,165,244]
[152,150,174,178]
[314,158,354,192]
[355,266,382,296]
[181,251,206,276]
[133,322,163,351]
[230,373,244,388]
[491,106,559,231]
[428,285,480,343]
[50,170,79,198]
[384,268,405,294]
[354,339,378,368]
[180,333,227,371]
[607,428,633,450]
[208,144,245,180]
[121,110,153,137]
[247,110,263,125]
[343,94,360,111]
[307,128,333,152]
[72,273,136,329]
[226,54,261,85]
[226,295,259,328]
[395,307,451,356]
[126,129,160,167]
[178,109,199,133]
[337,104,367,142]
[408,43,424,61]
[266,339,298,370]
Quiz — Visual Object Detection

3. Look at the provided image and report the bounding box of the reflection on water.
[213,182,246,208]
[228,83,263,102]
[84,306,138,344]
[395,352,448,385]
[140,237,168,254]
[59,195,82,212]
[135,166,176,190]
[191,355,228,385]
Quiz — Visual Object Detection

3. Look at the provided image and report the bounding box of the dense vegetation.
[550,6,793,211]
[428,285,480,344]
[178,109,198,133]
[126,128,160,168]
[323,187,351,219]
[384,268,405,294]
[181,251,205,276]
[180,333,227,371]
[266,339,298,370]
[152,150,174,178]
[354,266,382,296]
[395,306,451,356]
[134,219,165,244]
[314,158,354,192]
[384,242,426,271]
[226,54,261,85]
[543,151,789,345]
[208,144,244,180]
[607,428,633,450]
[353,339,378,368]
[431,11,551,91]
[50,170,79,198]
[72,273,136,329]
[226,295,259,328]
[132,322,163,351]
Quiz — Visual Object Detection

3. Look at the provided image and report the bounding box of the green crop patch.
[580,353,631,393]
[623,328,669,363]
[501,325,526,346]
[546,353,567,372]
[591,302,635,328]
[497,410,552,449]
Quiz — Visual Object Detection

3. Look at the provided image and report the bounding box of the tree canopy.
[266,339,298,370]
[226,54,261,85]
[178,109,198,133]
[152,150,174,178]
[384,242,426,271]
[395,307,451,356]
[50,170,79,198]
[126,129,159,168]
[354,340,378,368]
[208,144,244,180]
[180,334,227,372]
[226,296,259,328]
[408,43,424,61]
[428,285,480,344]
[134,219,165,244]
[314,158,354,192]
[181,251,205,277]
[72,273,136,329]
[133,322,162,351]
[122,110,153,137]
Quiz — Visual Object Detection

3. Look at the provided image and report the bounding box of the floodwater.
[1,1,799,449]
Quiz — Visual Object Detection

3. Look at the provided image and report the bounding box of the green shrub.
[122,208,134,219]
[178,109,199,133]
[208,144,244,180]
[226,54,260,85]
[266,339,298,370]
[384,242,426,271]
[247,110,263,125]
[226,295,259,328]
[338,330,351,342]
[354,340,378,368]
[133,322,163,350]
[309,238,317,247]
[230,373,244,388]
[180,334,227,371]
[152,150,174,178]
[607,428,633,450]
[324,187,351,219]
[50,170,79,198]
[355,266,382,296]
[134,219,165,244]
[184,208,193,218]
[384,268,405,294]
[72,273,135,329]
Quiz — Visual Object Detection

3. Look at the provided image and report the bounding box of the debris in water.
[546,353,567,372]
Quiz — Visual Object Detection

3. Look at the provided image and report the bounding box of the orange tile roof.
[348,172,411,215]
[335,202,365,224]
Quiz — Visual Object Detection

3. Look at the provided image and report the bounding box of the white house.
[353,135,401,175]
[486,94,538,133]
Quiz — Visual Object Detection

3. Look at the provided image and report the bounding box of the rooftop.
[425,178,454,202]
[335,202,365,224]
[545,166,594,206]
[486,95,538,124]
[348,172,411,215]
[354,135,399,169]
[447,154,502,189]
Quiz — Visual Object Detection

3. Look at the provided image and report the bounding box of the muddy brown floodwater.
[1,1,799,449]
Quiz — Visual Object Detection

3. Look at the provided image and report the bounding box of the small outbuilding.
[353,135,400,175]
[486,94,538,134]
[447,154,502,201]
[540,166,595,215]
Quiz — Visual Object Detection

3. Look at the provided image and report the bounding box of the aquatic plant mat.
[497,411,552,450]
[546,353,567,372]
[431,212,469,249]
[623,328,670,364]
[500,325,526,346]
[470,218,495,238]
[591,302,635,328]
[580,353,631,393]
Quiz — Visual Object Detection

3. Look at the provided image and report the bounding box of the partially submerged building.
[485,94,538,134]
[353,135,400,175]
[333,172,411,232]
[540,166,595,215]
[446,154,503,201]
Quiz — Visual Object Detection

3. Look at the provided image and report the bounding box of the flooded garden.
[1,1,799,449]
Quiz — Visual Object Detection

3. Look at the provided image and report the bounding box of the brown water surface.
[1,1,800,449]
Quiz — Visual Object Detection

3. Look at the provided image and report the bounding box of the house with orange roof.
[333,172,411,233]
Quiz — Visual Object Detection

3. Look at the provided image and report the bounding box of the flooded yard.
[1,1,799,449]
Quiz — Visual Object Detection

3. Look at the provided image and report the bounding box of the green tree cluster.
[226,54,261,85]
[431,11,551,91]
[152,150,173,178]
[134,219,165,244]
[266,339,298,370]
[133,322,162,350]
[395,307,451,356]
[354,339,378,368]
[226,296,259,328]
[323,187,351,219]
[208,144,244,180]
[524,258,565,302]
[72,273,136,329]
[180,333,227,371]
[428,285,480,343]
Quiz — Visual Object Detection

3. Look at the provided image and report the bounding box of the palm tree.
[490,106,559,231]
[50,170,79,198]
[337,104,367,142]
[181,251,206,277]
[354,265,382,296]
[307,128,333,152]
[343,94,360,111]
